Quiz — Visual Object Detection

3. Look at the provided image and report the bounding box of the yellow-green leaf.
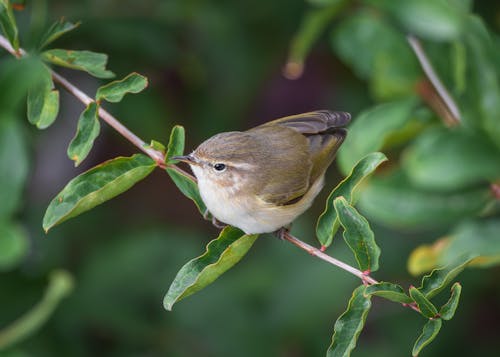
[96,72,148,103]
[43,154,156,232]
[164,226,259,310]
[67,102,100,166]
[42,49,115,79]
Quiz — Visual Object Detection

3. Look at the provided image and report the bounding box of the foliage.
[0,0,499,356]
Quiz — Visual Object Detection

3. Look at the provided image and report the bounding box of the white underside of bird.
[192,164,324,234]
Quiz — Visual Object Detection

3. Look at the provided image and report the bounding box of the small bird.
[173,110,350,234]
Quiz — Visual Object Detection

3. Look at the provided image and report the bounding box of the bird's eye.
[213,163,226,172]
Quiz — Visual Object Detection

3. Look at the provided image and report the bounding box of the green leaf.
[39,19,80,49]
[439,282,462,320]
[0,120,28,220]
[0,270,73,350]
[147,139,166,154]
[334,197,380,272]
[166,125,185,163]
[0,0,19,50]
[42,49,115,79]
[409,286,438,318]
[67,102,100,166]
[327,285,371,357]
[27,66,59,129]
[364,282,412,304]
[164,226,259,310]
[402,127,500,191]
[357,170,491,229]
[284,2,346,79]
[0,222,28,271]
[337,98,417,174]
[316,152,387,248]
[166,168,206,215]
[331,10,420,99]
[43,154,156,232]
[418,254,473,299]
[366,0,465,41]
[412,319,442,357]
[96,72,148,103]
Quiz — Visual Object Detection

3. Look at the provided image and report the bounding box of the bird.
[173,110,350,235]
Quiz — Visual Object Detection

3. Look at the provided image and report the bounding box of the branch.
[283,231,378,285]
[0,34,194,180]
[407,34,461,126]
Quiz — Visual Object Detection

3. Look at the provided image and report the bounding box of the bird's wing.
[249,111,350,205]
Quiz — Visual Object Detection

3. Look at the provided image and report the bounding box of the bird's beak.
[171,154,199,166]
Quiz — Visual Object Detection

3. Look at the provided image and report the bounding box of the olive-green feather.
[250,110,350,205]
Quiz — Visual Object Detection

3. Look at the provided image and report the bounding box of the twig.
[407,34,461,125]
[0,34,195,180]
[283,231,379,285]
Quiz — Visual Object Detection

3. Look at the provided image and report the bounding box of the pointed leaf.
[334,197,380,272]
[39,19,80,49]
[27,66,59,129]
[43,154,155,231]
[67,102,100,166]
[0,0,19,50]
[337,98,417,174]
[327,285,371,357]
[166,167,206,215]
[42,49,114,78]
[418,254,474,299]
[439,282,462,320]
[166,125,185,163]
[409,286,438,318]
[364,282,412,304]
[316,152,387,248]
[96,72,148,103]
[164,226,259,310]
[412,319,442,357]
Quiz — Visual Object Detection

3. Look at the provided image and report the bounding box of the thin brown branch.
[283,231,379,285]
[407,34,461,126]
[0,34,192,177]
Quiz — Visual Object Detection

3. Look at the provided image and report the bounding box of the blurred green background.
[1,0,499,356]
